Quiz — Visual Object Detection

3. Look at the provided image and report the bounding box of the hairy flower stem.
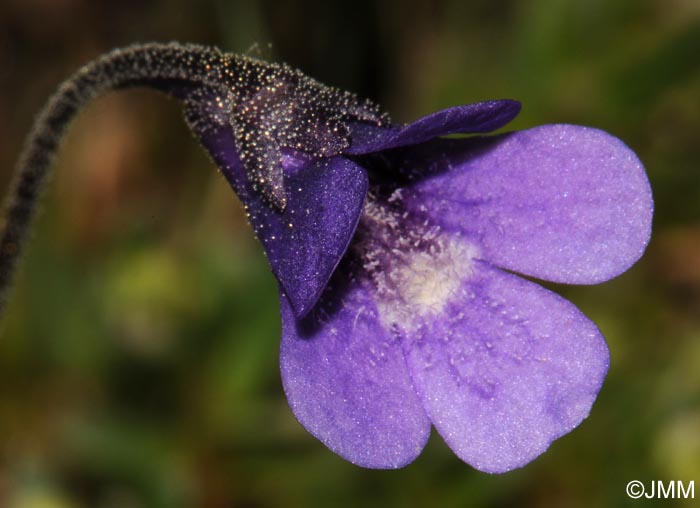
[0,42,229,317]
[0,40,386,322]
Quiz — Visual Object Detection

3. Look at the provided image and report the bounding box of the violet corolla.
[195,80,652,474]
[0,43,652,473]
[280,123,652,473]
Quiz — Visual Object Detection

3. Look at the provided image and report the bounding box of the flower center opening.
[355,191,479,332]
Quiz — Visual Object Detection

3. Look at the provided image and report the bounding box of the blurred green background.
[0,0,699,507]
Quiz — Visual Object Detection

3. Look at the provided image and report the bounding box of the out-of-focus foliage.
[0,1,698,507]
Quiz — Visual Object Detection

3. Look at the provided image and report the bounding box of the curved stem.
[0,42,230,316]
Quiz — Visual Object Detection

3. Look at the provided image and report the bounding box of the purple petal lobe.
[346,100,521,154]
[402,261,609,473]
[280,284,431,469]
[195,125,367,317]
[403,124,653,284]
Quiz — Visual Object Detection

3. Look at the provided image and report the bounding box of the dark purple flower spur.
[0,43,652,473]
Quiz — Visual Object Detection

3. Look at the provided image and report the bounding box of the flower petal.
[194,125,367,317]
[402,124,653,284]
[346,100,521,154]
[402,261,609,473]
[279,281,431,468]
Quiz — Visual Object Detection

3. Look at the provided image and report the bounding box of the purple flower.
[0,44,652,472]
[193,98,652,472]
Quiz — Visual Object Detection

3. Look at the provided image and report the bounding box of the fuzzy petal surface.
[194,125,367,317]
[280,282,431,469]
[346,100,521,155]
[401,124,652,284]
[402,260,609,473]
